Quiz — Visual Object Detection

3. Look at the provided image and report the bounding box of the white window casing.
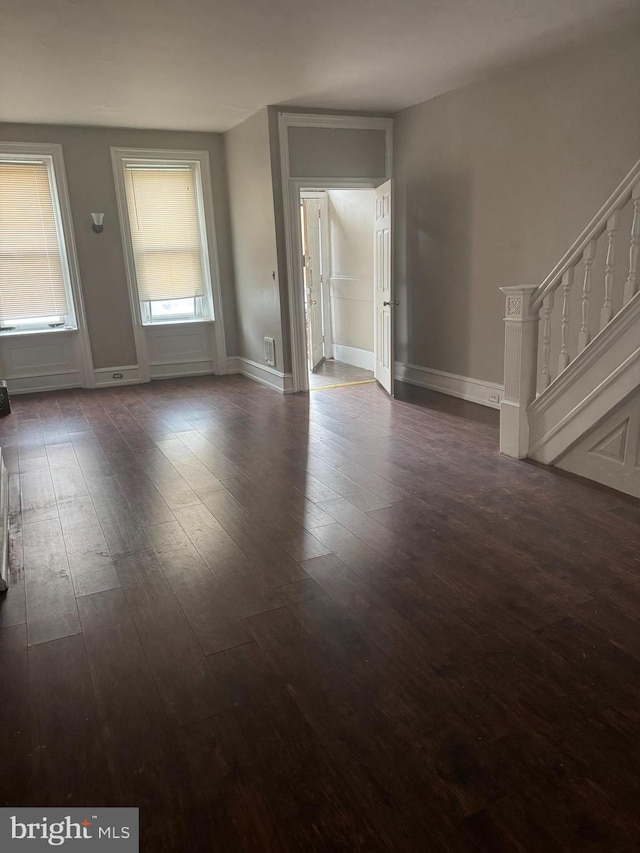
[0,147,79,333]
[112,147,227,381]
[113,151,216,325]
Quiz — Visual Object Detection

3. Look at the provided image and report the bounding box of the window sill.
[0,326,77,339]
[141,318,214,328]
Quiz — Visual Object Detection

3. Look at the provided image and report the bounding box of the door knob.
[310,300,318,305]
[383,300,400,307]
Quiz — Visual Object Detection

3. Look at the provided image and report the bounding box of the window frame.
[0,143,84,337]
[112,148,219,330]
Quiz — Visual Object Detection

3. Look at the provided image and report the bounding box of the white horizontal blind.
[123,163,206,302]
[0,160,70,322]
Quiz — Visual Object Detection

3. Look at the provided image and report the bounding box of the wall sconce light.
[91,212,104,233]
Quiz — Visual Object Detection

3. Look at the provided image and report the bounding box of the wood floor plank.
[199,481,321,575]
[245,605,463,849]
[23,517,80,646]
[0,625,30,805]
[115,549,227,724]
[19,466,58,525]
[85,474,149,558]
[57,496,121,596]
[204,641,399,851]
[77,587,197,851]
[143,518,251,653]
[173,501,286,612]
[29,633,110,805]
[219,475,333,562]
[155,437,226,495]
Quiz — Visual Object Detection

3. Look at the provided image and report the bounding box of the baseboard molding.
[7,370,83,395]
[238,357,294,394]
[333,345,374,371]
[225,356,242,374]
[149,359,214,381]
[394,362,504,409]
[94,365,141,388]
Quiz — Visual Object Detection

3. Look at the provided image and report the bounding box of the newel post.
[499,285,539,458]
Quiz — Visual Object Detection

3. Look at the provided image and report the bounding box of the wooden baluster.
[600,210,619,330]
[558,267,574,373]
[578,239,596,352]
[623,183,640,305]
[540,292,554,391]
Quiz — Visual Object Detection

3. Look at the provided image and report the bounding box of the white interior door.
[301,198,325,372]
[374,179,394,395]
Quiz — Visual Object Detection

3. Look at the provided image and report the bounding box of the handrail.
[531,157,640,313]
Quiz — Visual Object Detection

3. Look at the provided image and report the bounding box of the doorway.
[300,188,378,391]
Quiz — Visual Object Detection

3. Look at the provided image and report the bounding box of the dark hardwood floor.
[1,375,640,851]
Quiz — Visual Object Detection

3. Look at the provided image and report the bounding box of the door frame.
[278,113,393,393]
[300,191,332,366]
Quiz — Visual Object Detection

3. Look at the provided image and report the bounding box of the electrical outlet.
[488,391,501,404]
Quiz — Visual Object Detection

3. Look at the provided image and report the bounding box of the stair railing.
[500,157,640,458]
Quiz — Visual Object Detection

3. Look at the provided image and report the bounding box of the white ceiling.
[1,0,638,133]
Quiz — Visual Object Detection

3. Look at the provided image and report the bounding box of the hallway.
[1,376,640,851]
[308,359,375,389]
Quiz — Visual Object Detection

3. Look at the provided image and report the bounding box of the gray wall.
[393,24,640,385]
[288,127,387,179]
[0,122,239,369]
[225,109,285,369]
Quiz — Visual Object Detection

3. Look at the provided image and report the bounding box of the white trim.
[238,357,294,394]
[8,371,83,395]
[530,291,640,417]
[110,147,227,381]
[0,141,95,389]
[394,362,504,409]
[94,365,141,387]
[149,359,214,380]
[319,193,333,359]
[278,112,393,394]
[529,346,640,463]
[332,345,374,371]
[225,356,241,374]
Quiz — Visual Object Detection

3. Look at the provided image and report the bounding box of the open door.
[301,198,325,372]
[374,179,394,395]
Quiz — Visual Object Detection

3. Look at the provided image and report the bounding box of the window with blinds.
[0,156,76,331]
[120,159,213,323]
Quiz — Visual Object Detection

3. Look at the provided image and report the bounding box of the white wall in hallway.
[327,189,376,366]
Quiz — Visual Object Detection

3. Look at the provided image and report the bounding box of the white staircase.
[500,158,640,498]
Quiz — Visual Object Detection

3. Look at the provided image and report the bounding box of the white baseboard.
[333,345,374,371]
[225,356,241,374]
[7,370,83,395]
[238,357,294,394]
[94,365,141,388]
[149,359,214,381]
[394,362,504,409]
